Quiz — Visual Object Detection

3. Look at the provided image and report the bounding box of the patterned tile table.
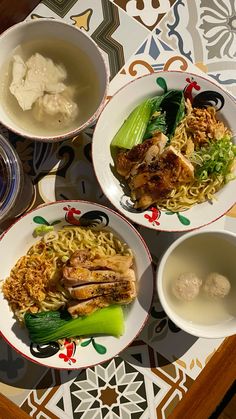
[0,1,236,418]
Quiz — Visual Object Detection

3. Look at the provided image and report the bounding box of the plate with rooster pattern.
[92,71,236,231]
[0,200,153,369]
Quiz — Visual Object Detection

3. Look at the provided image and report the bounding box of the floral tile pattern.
[108,28,205,96]
[19,353,194,418]
[123,347,194,419]
[29,0,149,79]
[112,0,178,30]
[157,0,236,95]
[200,0,236,59]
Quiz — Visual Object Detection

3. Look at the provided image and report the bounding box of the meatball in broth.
[172,272,202,301]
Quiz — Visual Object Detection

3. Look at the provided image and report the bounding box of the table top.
[0,1,236,418]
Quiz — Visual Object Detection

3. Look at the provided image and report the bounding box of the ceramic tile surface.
[112,0,178,30]
[0,0,235,418]
[157,0,236,96]
[28,0,150,79]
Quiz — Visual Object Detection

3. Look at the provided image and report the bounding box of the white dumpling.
[172,272,202,301]
[203,272,231,298]
[33,92,78,126]
[10,53,67,111]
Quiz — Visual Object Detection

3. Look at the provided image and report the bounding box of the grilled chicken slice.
[129,145,194,209]
[162,146,194,182]
[90,255,133,273]
[62,267,136,287]
[115,133,168,178]
[64,249,137,317]
[67,251,133,273]
[143,133,168,164]
[69,278,136,300]
[69,250,91,267]
[68,298,110,317]
[67,284,137,317]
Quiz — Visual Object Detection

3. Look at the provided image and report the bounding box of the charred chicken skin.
[115,133,194,209]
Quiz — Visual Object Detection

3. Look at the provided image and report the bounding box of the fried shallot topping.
[186,106,229,145]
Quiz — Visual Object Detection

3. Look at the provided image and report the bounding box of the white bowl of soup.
[157,229,236,338]
[0,19,108,142]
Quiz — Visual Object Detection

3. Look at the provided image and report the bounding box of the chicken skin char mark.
[62,250,137,317]
[69,279,136,300]
[116,135,194,209]
[67,288,136,317]
[115,133,168,178]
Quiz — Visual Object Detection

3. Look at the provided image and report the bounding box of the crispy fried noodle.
[2,226,132,322]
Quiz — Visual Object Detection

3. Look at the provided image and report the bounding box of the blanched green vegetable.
[111,99,152,149]
[144,111,167,139]
[24,306,125,344]
[111,89,185,149]
[158,90,185,137]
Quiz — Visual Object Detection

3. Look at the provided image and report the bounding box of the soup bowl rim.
[157,228,236,338]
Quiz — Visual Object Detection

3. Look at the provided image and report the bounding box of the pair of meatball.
[172,272,231,302]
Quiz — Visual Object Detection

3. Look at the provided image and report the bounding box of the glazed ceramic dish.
[0,200,153,369]
[92,71,236,232]
[157,229,236,338]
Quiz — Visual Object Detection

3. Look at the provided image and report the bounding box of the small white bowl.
[0,19,108,142]
[157,229,236,338]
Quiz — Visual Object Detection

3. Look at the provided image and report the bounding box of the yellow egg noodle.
[2,226,131,322]
[158,176,223,212]
[157,104,233,212]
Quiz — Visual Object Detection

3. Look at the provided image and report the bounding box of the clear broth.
[0,38,100,136]
[163,234,236,325]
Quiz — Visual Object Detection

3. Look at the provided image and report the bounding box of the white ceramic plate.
[0,200,153,369]
[92,71,236,231]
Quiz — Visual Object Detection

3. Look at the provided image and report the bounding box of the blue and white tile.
[157,0,236,96]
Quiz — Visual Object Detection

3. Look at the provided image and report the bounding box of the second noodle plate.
[92,71,236,231]
[0,200,153,369]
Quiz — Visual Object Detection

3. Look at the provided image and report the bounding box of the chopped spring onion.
[190,136,236,181]
[24,306,125,344]
[111,99,152,149]
[33,225,54,237]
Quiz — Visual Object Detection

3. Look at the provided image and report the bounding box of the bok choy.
[24,306,124,344]
[111,99,152,149]
[111,89,186,150]
[146,90,185,139]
